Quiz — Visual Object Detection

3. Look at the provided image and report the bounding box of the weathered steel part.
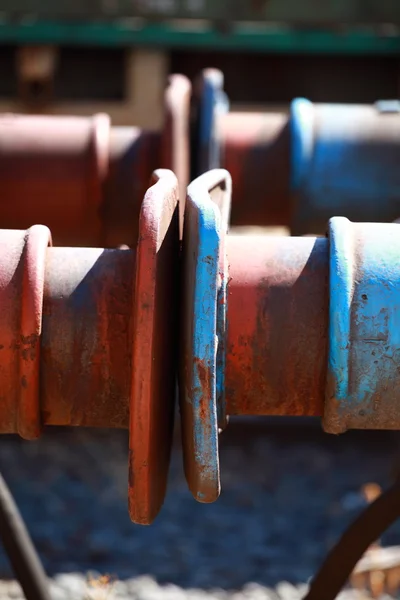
[103,128,161,247]
[180,169,231,503]
[161,74,191,238]
[192,68,229,178]
[102,74,191,247]
[0,113,110,247]
[219,111,291,227]
[290,99,400,235]
[129,169,180,525]
[323,217,400,434]
[41,246,134,430]
[0,226,51,440]
[225,235,328,417]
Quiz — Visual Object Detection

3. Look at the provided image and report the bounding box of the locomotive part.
[180,169,400,502]
[2,169,400,522]
[0,169,180,525]
[0,74,190,248]
[192,69,400,234]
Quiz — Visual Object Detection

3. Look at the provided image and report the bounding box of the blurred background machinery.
[1,3,400,600]
[0,1,400,126]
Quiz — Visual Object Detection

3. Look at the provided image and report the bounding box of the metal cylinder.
[194,69,400,234]
[290,99,400,234]
[0,114,109,247]
[324,218,400,434]
[0,169,180,525]
[0,75,190,248]
[219,112,291,227]
[225,234,328,417]
[41,246,134,429]
[103,128,161,247]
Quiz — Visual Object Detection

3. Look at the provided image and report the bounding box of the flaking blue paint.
[180,170,231,503]
[325,217,400,433]
[290,97,314,192]
[197,70,229,174]
[181,180,221,502]
[290,101,400,234]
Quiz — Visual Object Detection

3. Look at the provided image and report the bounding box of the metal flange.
[0,169,180,525]
[0,75,190,248]
[129,169,180,524]
[180,169,231,503]
[324,217,400,434]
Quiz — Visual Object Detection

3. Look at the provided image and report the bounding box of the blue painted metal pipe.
[180,172,400,502]
[324,217,400,434]
[193,69,400,233]
[290,99,400,234]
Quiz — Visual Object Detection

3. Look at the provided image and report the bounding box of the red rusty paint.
[161,74,191,238]
[219,111,291,227]
[0,75,191,248]
[129,169,180,524]
[104,74,190,247]
[225,234,329,417]
[40,246,134,430]
[0,113,109,247]
[0,226,51,439]
[0,170,180,525]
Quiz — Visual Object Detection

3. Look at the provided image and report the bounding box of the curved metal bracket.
[180,169,231,503]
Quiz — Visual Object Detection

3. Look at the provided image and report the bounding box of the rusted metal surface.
[225,234,328,417]
[161,75,191,239]
[0,113,109,247]
[290,99,400,235]
[0,225,52,440]
[219,111,291,227]
[130,169,180,525]
[324,218,400,434]
[180,169,231,503]
[41,246,134,430]
[194,69,400,235]
[0,75,190,248]
[103,74,191,247]
[0,169,180,525]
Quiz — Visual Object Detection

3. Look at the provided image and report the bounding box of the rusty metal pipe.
[0,113,109,247]
[219,112,291,227]
[225,234,328,417]
[0,75,190,247]
[41,247,133,429]
[194,69,400,234]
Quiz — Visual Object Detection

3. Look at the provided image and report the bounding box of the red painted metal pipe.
[0,169,180,525]
[0,229,330,434]
[225,234,329,418]
[0,74,190,247]
[219,112,291,227]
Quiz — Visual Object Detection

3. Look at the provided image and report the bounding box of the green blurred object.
[0,21,400,55]
[2,1,400,54]
[3,0,400,23]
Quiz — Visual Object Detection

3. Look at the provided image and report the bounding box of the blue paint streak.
[290,97,314,192]
[328,217,352,406]
[327,218,400,431]
[290,101,400,233]
[198,71,229,174]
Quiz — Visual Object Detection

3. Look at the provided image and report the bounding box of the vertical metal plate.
[129,169,180,525]
[180,169,231,503]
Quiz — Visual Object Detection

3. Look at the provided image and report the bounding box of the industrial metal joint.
[192,69,400,234]
[181,169,400,504]
[0,74,190,248]
[1,169,400,523]
[0,169,181,526]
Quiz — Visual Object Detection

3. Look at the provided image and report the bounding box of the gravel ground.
[1,418,400,599]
